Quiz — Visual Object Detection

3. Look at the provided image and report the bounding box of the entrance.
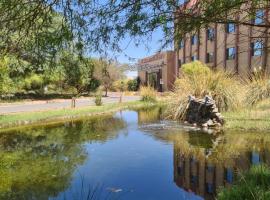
[147,70,162,92]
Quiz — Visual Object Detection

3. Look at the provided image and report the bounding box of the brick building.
[175,0,270,76]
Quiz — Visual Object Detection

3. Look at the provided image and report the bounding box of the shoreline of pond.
[0,101,163,131]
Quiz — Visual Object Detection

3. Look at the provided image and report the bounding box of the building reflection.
[173,139,270,200]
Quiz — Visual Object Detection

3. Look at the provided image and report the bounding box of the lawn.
[0,101,158,130]
[223,99,270,131]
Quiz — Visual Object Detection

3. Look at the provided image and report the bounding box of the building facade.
[175,1,270,77]
[138,51,176,91]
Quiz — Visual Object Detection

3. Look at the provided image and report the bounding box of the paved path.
[0,95,140,114]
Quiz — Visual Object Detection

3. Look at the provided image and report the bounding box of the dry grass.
[165,61,244,120]
[140,86,157,102]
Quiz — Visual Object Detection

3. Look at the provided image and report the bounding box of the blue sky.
[112,28,173,78]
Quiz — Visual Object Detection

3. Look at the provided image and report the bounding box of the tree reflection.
[0,116,125,200]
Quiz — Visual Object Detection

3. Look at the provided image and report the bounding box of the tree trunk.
[105,88,108,97]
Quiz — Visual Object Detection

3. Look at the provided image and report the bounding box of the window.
[191,35,198,45]
[226,47,236,60]
[191,55,197,61]
[207,28,215,41]
[226,23,235,33]
[179,40,184,49]
[206,52,214,63]
[254,10,264,25]
[251,40,263,56]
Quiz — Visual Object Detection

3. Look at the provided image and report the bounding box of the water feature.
[0,107,269,200]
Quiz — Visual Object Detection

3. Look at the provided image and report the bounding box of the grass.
[140,86,157,102]
[217,164,270,200]
[0,101,159,129]
[223,99,270,131]
[165,61,243,120]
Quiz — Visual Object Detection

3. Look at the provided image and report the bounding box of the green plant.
[127,79,139,91]
[140,86,157,102]
[165,61,244,120]
[24,74,44,91]
[94,91,103,106]
[217,165,270,200]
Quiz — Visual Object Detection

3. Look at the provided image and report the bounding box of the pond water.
[0,107,270,200]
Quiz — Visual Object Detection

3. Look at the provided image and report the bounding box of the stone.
[183,95,225,128]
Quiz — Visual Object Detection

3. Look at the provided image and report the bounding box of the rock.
[183,95,224,128]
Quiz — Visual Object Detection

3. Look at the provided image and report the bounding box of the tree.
[94,59,126,97]
[1,1,269,55]
[60,51,97,96]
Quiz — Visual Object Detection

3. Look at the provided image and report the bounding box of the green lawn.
[223,99,270,131]
[0,101,158,130]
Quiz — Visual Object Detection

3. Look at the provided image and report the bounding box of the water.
[0,107,270,200]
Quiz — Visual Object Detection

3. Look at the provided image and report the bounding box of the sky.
[108,28,173,78]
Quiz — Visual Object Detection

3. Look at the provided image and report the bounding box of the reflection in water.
[0,107,269,200]
[137,107,270,199]
[0,116,125,200]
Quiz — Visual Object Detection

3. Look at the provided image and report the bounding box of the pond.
[0,107,270,200]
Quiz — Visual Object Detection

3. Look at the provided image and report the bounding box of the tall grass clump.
[140,86,157,102]
[245,68,270,106]
[217,164,270,200]
[166,61,244,120]
[94,90,103,106]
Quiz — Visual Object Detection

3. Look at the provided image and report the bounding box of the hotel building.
[176,0,270,76]
[138,0,270,91]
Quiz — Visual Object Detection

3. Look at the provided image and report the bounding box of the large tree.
[1,0,269,54]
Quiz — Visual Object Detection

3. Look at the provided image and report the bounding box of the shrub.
[94,91,103,106]
[24,74,44,91]
[245,69,270,106]
[112,80,128,92]
[127,79,139,91]
[165,61,244,120]
[140,86,157,102]
[217,165,270,200]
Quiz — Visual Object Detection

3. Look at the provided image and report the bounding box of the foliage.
[140,86,157,102]
[0,57,14,95]
[217,165,270,200]
[95,91,103,106]
[245,69,270,106]
[23,74,44,91]
[127,78,140,91]
[112,80,128,92]
[166,61,244,120]
[94,59,126,96]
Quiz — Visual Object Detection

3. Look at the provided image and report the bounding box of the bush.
[245,69,270,106]
[112,80,128,92]
[140,86,157,102]
[94,91,102,106]
[217,165,270,200]
[127,79,139,91]
[24,74,44,91]
[165,61,244,120]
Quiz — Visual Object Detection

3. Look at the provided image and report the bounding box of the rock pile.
[184,95,224,128]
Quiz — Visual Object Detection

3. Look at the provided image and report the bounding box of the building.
[175,0,270,76]
[138,51,176,91]
[138,0,270,91]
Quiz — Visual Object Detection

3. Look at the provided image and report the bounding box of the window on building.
[226,47,236,60]
[191,55,197,61]
[254,10,264,25]
[179,40,184,49]
[226,23,235,33]
[206,52,214,63]
[191,35,198,45]
[251,40,263,56]
[207,28,215,41]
